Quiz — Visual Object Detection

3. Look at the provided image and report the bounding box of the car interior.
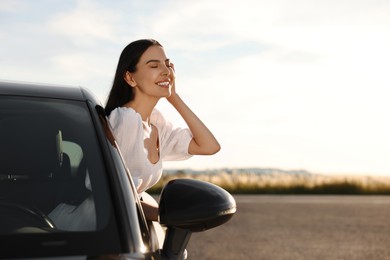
[0,97,109,234]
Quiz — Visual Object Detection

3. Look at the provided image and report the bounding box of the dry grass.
[148,169,390,194]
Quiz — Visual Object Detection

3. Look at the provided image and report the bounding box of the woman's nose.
[162,64,171,76]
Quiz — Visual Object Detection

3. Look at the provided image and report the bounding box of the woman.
[105,39,220,221]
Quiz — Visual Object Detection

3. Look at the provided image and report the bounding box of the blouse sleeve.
[108,108,144,190]
[151,109,193,161]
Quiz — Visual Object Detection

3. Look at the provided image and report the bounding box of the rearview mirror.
[158,178,236,259]
[159,178,236,231]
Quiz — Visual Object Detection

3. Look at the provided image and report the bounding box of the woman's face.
[127,45,173,100]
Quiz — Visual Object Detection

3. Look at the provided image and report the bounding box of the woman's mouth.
[156,81,170,88]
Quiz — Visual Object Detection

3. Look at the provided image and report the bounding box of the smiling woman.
[105,39,221,222]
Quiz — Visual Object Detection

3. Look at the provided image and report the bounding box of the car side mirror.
[158,178,236,259]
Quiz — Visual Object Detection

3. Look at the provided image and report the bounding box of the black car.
[0,81,236,259]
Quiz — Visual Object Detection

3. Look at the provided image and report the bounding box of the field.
[186,195,390,260]
[149,169,390,195]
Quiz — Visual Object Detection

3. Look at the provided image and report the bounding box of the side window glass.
[0,97,110,234]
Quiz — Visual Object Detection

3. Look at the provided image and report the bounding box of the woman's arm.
[141,201,159,222]
[167,65,220,155]
[140,192,160,222]
[167,94,220,155]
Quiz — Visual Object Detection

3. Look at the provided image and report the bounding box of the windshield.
[0,96,111,234]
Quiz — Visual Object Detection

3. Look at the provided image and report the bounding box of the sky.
[1,0,389,175]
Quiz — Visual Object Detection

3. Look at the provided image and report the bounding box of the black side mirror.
[158,179,236,259]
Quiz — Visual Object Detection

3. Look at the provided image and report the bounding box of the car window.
[0,96,111,233]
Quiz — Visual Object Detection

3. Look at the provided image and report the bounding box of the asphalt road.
[186,195,390,260]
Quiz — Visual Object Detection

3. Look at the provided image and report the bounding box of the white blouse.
[108,107,193,193]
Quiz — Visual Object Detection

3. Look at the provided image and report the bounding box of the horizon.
[162,166,390,177]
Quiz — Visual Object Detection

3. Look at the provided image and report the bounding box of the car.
[0,81,237,259]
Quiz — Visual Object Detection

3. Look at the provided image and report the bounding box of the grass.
[147,170,390,195]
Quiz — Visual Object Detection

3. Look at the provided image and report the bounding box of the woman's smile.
[156,80,170,88]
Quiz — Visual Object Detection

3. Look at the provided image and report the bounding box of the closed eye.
[146,59,171,68]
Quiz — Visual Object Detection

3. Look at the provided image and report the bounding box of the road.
[186,195,390,260]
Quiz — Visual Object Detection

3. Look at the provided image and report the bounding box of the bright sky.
[1,0,389,175]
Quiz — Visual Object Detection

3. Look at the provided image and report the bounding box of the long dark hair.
[105,39,162,116]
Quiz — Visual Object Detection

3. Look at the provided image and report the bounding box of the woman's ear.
[124,71,137,87]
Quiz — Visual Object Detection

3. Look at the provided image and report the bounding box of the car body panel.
[0,81,85,100]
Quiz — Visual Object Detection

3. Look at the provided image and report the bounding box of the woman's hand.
[167,63,178,102]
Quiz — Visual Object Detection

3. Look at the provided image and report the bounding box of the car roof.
[0,80,97,102]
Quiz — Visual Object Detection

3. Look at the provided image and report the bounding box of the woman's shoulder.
[151,108,163,118]
[109,106,139,119]
[150,108,167,127]
[109,107,141,128]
